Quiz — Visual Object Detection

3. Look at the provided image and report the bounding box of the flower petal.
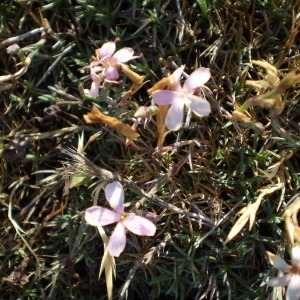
[166,95,185,131]
[267,252,291,272]
[90,62,103,83]
[112,47,135,63]
[184,94,211,117]
[123,215,156,236]
[152,90,176,106]
[267,274,291,287]
[108,222,127,257]
[105,66,119,80]
[286,274,300,300]
[85,206,120,226]
[105,181,124,213]
[172,65,185,88]
[291,245,300,265]
[85,81,100,97]
[184,67,210,92]
[98,41,116,59]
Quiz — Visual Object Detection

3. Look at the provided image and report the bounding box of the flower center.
[102,57,117,68]
[290,264,300,275]
[120,213,127,221]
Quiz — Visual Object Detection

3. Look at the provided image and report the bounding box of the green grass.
[1,0,300,299]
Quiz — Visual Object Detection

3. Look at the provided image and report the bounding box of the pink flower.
[85,41,140,97]
[151,66,211,131]
[267,245,300,300]
[85,181,156,257]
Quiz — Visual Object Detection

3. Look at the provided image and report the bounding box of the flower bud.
[6,43,20,55]
[134,106,158,118]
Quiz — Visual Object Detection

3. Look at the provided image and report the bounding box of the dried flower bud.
[134,106,158,118]
[6,43,20,55]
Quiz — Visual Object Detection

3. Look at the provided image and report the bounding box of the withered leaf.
[83,106,139,143]
[119,63,147,106]
[156,105,169,148]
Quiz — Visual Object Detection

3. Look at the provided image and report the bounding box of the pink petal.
[123,215,156,236]
[166,95,185,131]
[151,90,176,106]
[183,67,210,92]
[267,274,291,287]
[286,274,300,300]
[105,66,119,80]
[108,222,127,257]
[90,70,103,83]
[112,47,135,62]
[98,41,116,59]
[105,181,124,213]
[85,206,120,226]
[184,94,211,117]
[85,81,100,97]
[90,62,103,82]
[172,65,185,88]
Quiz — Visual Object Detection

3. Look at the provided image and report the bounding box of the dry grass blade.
[257,151,293,180]
[97,226,116,300]
[284,194,300,246]
[225,182,285,244]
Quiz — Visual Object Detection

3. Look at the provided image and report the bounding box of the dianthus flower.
[85,41,140,97]
[85,181,156,257]
[151,65,211,131]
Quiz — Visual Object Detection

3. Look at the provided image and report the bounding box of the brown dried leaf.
[83,106,139,143]
[147,75,177,93]
[120,63,146,86]
[119,63,147,106]
[156,105,169,148]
